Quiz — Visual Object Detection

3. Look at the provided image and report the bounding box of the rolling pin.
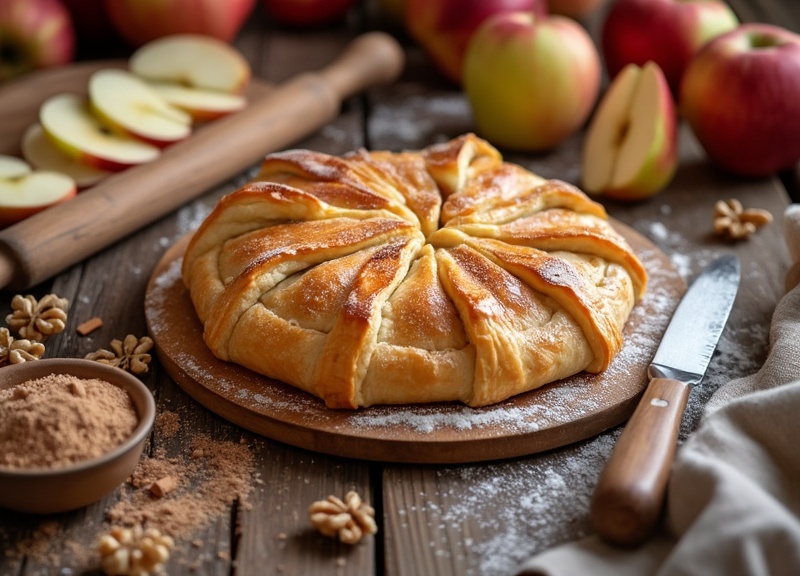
[0,32,405,290]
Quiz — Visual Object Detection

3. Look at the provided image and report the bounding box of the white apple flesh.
[40,94,161,173]
[22,123,110,189]
[0,155,77,227]
[148,83,247,121]
[129,34,251,93]
[582,61,677,200]
[0,156,31,179]
[89,69,192,148]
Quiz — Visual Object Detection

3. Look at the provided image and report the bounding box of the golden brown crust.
[182,134,647,409]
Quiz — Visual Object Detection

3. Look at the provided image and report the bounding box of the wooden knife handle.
[0,32,404,290]
[590,377,691,547]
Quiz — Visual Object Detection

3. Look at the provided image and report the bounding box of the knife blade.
[590,254,741,547]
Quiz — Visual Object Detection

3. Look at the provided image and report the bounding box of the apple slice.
[582,61,678,200]
[0,155,76,227]
[148,83,247,121]
[89,69,192,148]
[129,34,251,93]
[40,93,161,173]
[0,155,31,179]
[22,123,111,189]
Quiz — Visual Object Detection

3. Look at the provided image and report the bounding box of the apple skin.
[463,11,600,151]
[263,0,356,26]
[0,156,77,227]
[0,0,75,82]
[105,0,256,47]
[582,62,678,200]
[680,24,800,177]
[601,0,738,96]
[405,0,547,84]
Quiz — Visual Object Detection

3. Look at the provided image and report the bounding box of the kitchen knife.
[591,254,740,547]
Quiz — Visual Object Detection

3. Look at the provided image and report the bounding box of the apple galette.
[182,134,647,409]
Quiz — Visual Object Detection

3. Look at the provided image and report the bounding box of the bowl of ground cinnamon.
[0,358,155,514]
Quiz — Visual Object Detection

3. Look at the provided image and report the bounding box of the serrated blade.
[648,254,741,385]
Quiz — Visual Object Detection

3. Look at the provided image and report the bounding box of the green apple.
[582,61,677,200]
[405,0,546,84]
[463,11,600,151]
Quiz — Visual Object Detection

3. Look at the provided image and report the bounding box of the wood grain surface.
[0,2,796,575]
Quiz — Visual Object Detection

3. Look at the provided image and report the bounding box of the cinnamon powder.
[0,373,138,470]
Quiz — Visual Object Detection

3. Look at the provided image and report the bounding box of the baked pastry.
[182,134,647,409]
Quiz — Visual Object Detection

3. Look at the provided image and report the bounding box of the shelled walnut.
[98,526,174,576]
[309,491,378,544]
[5,293,69,341]
[85,335,153,375]
[713,199,773,240]
[0,327,45,366]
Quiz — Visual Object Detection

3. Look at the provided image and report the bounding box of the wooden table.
[1,1,797,574]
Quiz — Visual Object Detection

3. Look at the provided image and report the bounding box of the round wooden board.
[145,223,684,464]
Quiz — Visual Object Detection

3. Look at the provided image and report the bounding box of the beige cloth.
[518,205,800,576]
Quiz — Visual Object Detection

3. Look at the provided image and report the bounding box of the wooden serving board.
[0,60,273,157]
[145,223,684,464]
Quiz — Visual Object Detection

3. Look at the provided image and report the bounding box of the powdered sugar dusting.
[393,432,619,575]
[145,241,682,444]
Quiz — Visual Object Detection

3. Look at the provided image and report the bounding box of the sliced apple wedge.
[148,83,247,122]
[89,69,192,148]
[129,34,251,93]
[582,61,678,200]
[40,94,161,173]
[22,123,111,189]
[0,155,76,227]
[0,155,31,179]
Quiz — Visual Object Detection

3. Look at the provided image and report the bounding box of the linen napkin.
[517,204,800,576]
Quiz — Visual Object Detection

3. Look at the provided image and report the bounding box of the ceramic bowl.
[0,358,155,514]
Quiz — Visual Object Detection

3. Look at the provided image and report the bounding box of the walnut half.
[309,491,378,544]
[98,526,174,576]
[713,199,772,241]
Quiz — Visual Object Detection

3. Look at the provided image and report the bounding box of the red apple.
[405,0,547,84]
[680,24,800,177]
[601,0,738,96]
[263,0,356,26]
[463,11,600,151]
[0,0,75,82]
[104,0,256,47]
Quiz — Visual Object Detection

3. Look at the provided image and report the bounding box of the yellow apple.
[129,34,251,94]
[88,69,192,148]
[22,123,110,189]
[0,155,76,227]
[581,61,677,200]
[40,94,161,173]
[463,11,600,151]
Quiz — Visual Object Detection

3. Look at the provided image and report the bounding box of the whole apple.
[105,0,256,47]
[601,0,738,96]
[0,0,75,82]
[681,23,800,177]
[405,0,547,85]
[263,0,356,26]
[463,11,600,151]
